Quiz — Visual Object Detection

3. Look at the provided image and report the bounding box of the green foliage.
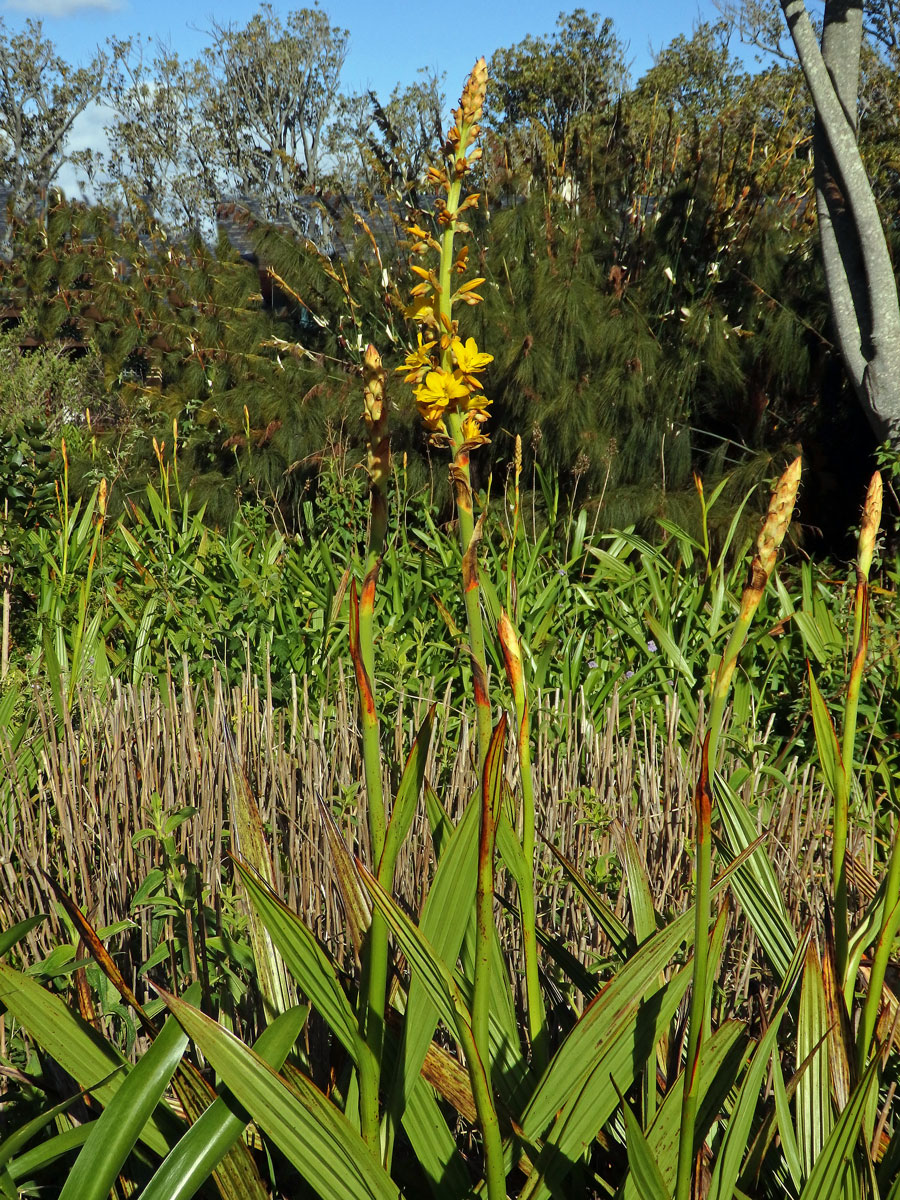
[6,27,900,1200]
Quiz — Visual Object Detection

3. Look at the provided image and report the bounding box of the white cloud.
[4,0,122,15]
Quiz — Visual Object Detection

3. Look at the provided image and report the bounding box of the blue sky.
[1,0,725,101]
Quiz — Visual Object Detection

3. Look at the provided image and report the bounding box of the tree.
[782,0,900,443]
[325,71,445,195]
[719,0,900,442]
[486,9,626,180]
[633,20,746,122]
[103,38,220,235]
[0,19,104,229]
[202,4,349,219]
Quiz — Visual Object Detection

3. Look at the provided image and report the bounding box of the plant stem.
[473,717,506,1072]
[498,610,547,1070]
[675,738,713,1200]
[836,472,881,984]
[858,822,900,1072]
[456,1010,507,1200]
[353,345,392,1156]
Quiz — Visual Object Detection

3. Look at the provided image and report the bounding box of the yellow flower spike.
[410,264,441,289]
[453,336,492,370]
[407,223,440,251]
[403,295,441,327]
[461,411,490,447]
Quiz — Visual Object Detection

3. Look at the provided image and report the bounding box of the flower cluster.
[396,59,493,448]
[400,334,492,444]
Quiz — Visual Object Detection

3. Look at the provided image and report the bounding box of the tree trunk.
[782,0,900,443]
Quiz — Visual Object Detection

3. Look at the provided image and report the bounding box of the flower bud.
[460,58,488,126]
[858,470,882,580]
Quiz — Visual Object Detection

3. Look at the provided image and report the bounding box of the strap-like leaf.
[140,1005,308,1200]
[619,1090,670,1200]
[715,771,797,982]
[797,941,833,1179]
[161,990,401,1200]
[620,1021,748,1200]
[400,1075,472,1200]
[808,663,843,799]
[232,858,361,1062]
[379,705,435,884]
[0,916,46,961]
[542,836,635,960]
[59,994,195,1200]
[706,931,808,1200]
[520,967,692,1200]
[616,823,658,944]
[387,794,479,1129]
[799,1053,880,1200]
[0,963,179,1158]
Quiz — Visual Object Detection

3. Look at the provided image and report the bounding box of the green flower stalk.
[398,57,493,768]
[350,343,391,1155]
[677,457,801,1200]
[499,609,548,1070]
[839,471,881,992]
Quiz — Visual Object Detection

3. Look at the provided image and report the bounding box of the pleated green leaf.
[797,942,833,1180]
[388,794,479,1127]
[798,1053,880,1200]
[620,1021,748,1200]
[543,837,635,960]
[6,1125,92,1184]
[772,1048,804,1194]
[0,963,179,1159]
[716,772,797,982]
[0,1085,100,1177]
[523,896,705,1141]
[520,966,691,1200]
[162,991,401,1200]
[617,823,658,944]
[357,861,474,1042]
[400,1075,472,1200]
[380,705,435,883]
[620,1091,670,1200]
[0,916,46,960]
[233,858,361,1062]
[707,932,807,1200]
[58,998,193,1200]
[808,664,843,800]
[140,1004,308,1200]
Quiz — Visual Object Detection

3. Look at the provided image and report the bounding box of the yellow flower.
[396,334,436,384]
[403,295,440,328]
[460,411,490,447]
[414,368,470,416]
[452,337,492,389]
